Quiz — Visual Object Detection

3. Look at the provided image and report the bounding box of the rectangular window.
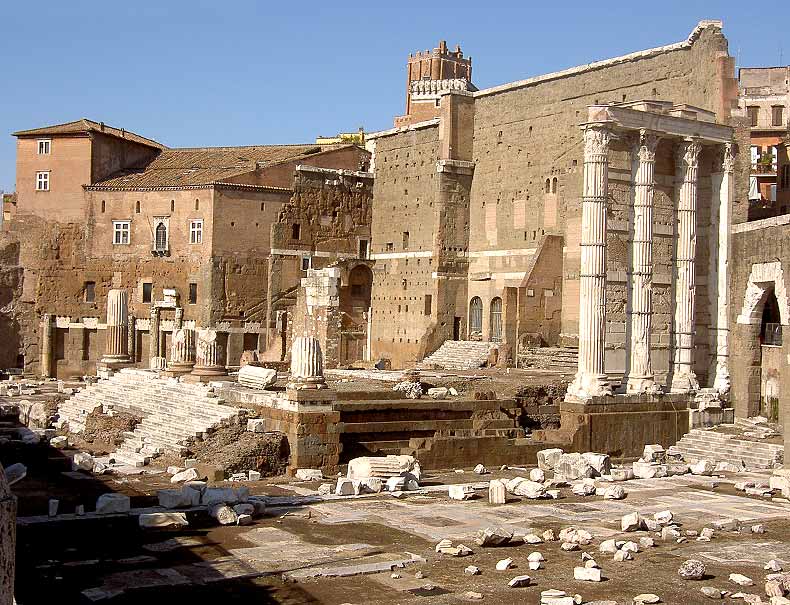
[35,171,50,191]
[301,256,312,271]
[37,139,51,155]
[189,219,203,244]
[772,106,784,127]
[424,294,432,316]
[112,220,130,245]
[747,106,759,127]
[188,283,197,305]
[770,184,777,202]
[83,281,95,303]
[292,223,301,240]
[358,239,369,259]
[782,166,790,189]
[402,231,410,249]
[385,242,394,252]
[142,282,153,304]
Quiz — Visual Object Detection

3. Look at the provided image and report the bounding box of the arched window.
[545,178,551,193]
[195,198,199,211]
[761,289,783,346]
[551,177,558,193]
[170,199,175,212]
[469,297,483,337]
[155,222,168,251]
[135,200,140,213]
[490,297,503,343]
[100,200,105,213]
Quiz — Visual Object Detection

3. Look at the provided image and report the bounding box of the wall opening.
[490,297,503,342]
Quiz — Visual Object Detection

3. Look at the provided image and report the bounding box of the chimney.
[100,121,105,131]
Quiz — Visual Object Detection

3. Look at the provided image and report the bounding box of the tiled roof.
[89,144,344,189]
[13,118,165,150]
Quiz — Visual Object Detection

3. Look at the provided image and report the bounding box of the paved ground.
[12,465,790,604]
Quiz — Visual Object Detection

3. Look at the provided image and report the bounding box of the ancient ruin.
[1,17,790,605]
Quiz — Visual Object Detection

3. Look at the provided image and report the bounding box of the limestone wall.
[0,464,15,604]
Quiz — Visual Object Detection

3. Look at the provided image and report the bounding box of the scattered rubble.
[678,559,706,580]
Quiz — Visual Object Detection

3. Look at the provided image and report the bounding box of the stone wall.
[258,406,341,475]
[0,463,15,605]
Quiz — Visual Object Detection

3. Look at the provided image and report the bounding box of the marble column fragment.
[288,336,327,389]
[40,313,54,378]
[169,328,196,373]
[149,306,160,363]
[712,143,734,395]
[567,125,613,401]
[624,131,660,394]
[671,139,702,393]
[127,314,136,362]
[192,328,227,376]
[101,289,131,364]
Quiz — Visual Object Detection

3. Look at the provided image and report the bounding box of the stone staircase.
[420,340,495,371]
[57,368,240,467]
[670,427,784,470]
[518,347,578,373]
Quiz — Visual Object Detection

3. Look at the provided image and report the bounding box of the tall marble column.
[149,306,160,362]
[127,314,136,362]
[39,313,54,378]
[671,139,702,393]
[712,143,734,394]
[101,289,131,364]
[567,124,613,401]
[192,328,227,376]
[169,328,196,374]
[624,131,660,394]
[287,336,327,389]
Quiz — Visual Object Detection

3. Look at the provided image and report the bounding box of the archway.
[469,297,483,339]
[490,297,503,343]
[339,264,373,364]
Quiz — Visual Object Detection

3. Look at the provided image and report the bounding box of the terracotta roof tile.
[13,118,165,150]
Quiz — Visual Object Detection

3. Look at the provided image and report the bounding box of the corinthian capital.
[677,139,702,169]
[722,142,735,173]
[583,125,611,157]
[636,129,660,163]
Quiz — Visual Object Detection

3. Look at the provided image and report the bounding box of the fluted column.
[287,336,327,389]
[567,125,613,401]
[671,139,702,393]
[712,143,734,394]
[40,313,54,378]
[101,289,131,364]
[127,314,136,362]
[169,328,196,374]
[624,131,660,394]
[149,306,160,363]
[192,328,227,376]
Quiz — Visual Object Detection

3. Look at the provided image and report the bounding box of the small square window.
[301,256,312,271]
[113,220,130,245]
[37,139,51,155]
[386,242,394,252]
[142,282,153,304]
[83,281,95,303]
[36,171,50,191]
[189,219,203,244]
[188,283,197,305]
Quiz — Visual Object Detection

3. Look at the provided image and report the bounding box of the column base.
[624,375,662,395]
[190,365,227,377]
[565,371,612,402]
[713,362,731,395]
[162,363,195,377]
[670,371,699,394]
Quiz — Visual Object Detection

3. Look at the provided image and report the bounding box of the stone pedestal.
[671,140,702,393]
[287,336,328,390]
[190,328,227,381]
[0,464,16,605]
[567,125,612,401]
[624,131,660,394]
[100,289,132,367]
[167,328,196,375]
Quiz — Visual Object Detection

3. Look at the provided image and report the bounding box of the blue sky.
[0,0,786,193]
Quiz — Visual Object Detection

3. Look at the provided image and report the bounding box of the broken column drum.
[288,336,327,389]
[192,328,227,376]
[567,125,613,401]
[624,131,660,394]
[671,139,702,393]
[169,328,196,373]
[101,289,131,364]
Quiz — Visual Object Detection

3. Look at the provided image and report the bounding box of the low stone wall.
[263,406,341,475]
[0,464,15,604]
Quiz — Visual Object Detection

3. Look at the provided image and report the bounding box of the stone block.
[582,452,611,476]
[247,419,266,433]
[95,494,130,514]
[295,468,323,481]
[489,480,506,504]
[449,484,475,500]
[139,512,188,529]
[537,448,564,471]
[554,453,594,480]
[209,504,237,525]
[170,468,199,483]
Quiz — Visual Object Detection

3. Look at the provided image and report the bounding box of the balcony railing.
[752,163,777,175]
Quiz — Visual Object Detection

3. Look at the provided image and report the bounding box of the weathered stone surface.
[642,444,666,462]
[427,387,448,400]
[496,557,514,570]
[574,566,602,581]
[209,503,237,525]
[507,575,531,587]
[529,468,545,483]
[603,485,626,500]
[613,549,632,561]
[465,565,480,575]
[513,480,546,499]
[237,365,277,390]
[237,514,253,526]
[700,586,723,599]
[170,468,199,483]
[621,511,642,532]
[678,559,706,580]
[537,448,563,471]
[95,494,130,514]
[609,467,634,481]
[72,452,95,472]
[582,452,611,476]
[247,418,266,433]
[335,478,360,496]
[489,479,506,504]
[729,573,754,586]
[473,464,488,474]
[347,455,421,480]
[690,460,716,476]
[158,487,200,509]
[654,510,674,525]
[139,512,188,529]
[295,469,323,481]
[50,436,68,448]
[554,453,595,480]
[476,526,513,547]
[572,482,596,497]
[449,484,475,500]
[202,487,247,506]
[633,594,660,604]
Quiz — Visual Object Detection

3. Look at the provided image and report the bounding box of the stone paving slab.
[685,540,790,567]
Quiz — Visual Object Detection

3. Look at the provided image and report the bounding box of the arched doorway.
[760,289,783,421]
[490,297,503,343]
[469,297,483,340]
[339,264,373,364]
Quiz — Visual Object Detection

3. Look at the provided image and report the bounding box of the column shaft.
[625,131,660,393]
[567,125,612,401]
[40,314,54,378]
[149,306,160,362]
[671,139,702,392]
[712,143,734,394]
